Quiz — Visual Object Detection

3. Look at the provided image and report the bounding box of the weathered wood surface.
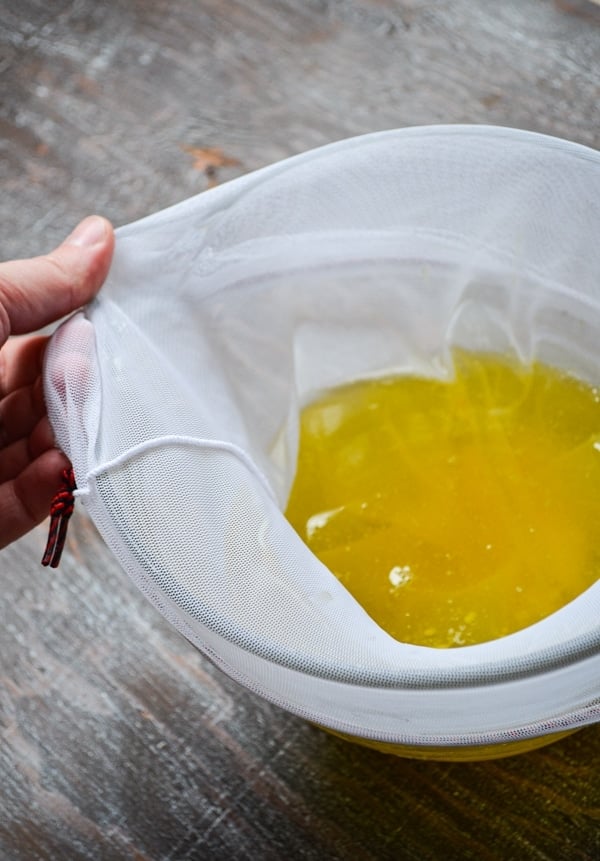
[2,1,600,859]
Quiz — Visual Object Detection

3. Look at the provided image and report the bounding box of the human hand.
[0,216,114,550]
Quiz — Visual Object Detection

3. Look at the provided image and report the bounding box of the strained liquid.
[285,351,600,647]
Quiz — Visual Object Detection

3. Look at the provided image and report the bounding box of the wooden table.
[2,2,600,858]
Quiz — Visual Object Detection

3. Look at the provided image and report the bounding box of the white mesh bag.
[45,126,600,751]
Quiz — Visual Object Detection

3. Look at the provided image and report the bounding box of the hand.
[0,216,114,550]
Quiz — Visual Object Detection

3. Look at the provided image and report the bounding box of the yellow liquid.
[285,350,600,647]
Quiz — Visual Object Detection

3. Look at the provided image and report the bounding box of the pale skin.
[0,215,115,549]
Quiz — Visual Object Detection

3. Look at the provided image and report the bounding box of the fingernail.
[65,215,108,248]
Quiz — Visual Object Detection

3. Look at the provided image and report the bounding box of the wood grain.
[1,1,600,859]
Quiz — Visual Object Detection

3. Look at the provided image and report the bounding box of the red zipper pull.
[42,466,77,568]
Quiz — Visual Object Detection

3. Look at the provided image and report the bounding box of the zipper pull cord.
[41,466,77,568]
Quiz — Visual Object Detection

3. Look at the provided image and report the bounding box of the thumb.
[0,215,115,344]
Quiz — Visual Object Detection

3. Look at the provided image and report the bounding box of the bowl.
[46,125,600,760]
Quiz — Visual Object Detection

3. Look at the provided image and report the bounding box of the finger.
[0,215,115,343]
[0,447,70,550]
[44,313,96,411]
[0,335,47,397]
[0,416,56,483]
[0,377,46,448]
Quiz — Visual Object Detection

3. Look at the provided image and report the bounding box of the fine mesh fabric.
[45,126,600,746]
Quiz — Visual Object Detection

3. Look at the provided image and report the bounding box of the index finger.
[0,335,48,398]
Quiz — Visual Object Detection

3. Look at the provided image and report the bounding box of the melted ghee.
[285,350,600,647]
